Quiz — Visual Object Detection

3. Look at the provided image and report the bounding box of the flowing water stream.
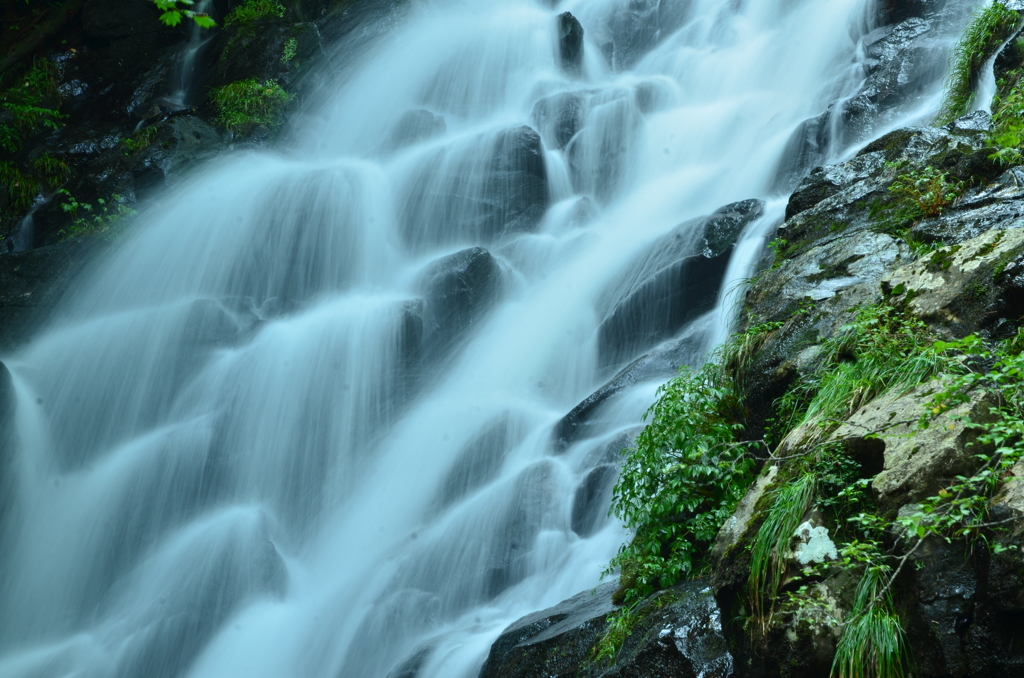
[0,0,977,676]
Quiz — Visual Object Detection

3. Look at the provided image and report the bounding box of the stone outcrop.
[479,581,732,678]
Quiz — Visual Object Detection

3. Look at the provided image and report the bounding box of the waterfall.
[165,0,217,109]
[0,0,975,677]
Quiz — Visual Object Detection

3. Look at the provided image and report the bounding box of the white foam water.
[0,0,976,677]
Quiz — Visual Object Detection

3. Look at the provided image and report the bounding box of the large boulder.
[418,247,504,359]
[0,239,103,351]
[570,464,618,538]
[400,126,550,249]
[383,109,447,152]
[531,91,587,150]
[882,226,1024,338]
[831,381,999,511]
[596,199,763,371]
[596,0,692,71]
[478,580,733,678]
[551,320,709,453]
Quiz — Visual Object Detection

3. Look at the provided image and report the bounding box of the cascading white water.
[165,0,217,109]
[0,0,978,677]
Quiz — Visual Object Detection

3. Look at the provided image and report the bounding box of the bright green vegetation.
[888,165,964,219]
[209,78,293,135]
[0,63,65,153]
[870,163,963,230]
[122,126,159,156]
[786,304,959,432]
[225,0,286,25]
[989,61,1024,165]
[749,475,815,633]
[281,37,298,64]
[831,563,911,678]
[938,1,1019,124]
[866,163,963,255]
[900,332,1024,547]
[606,353,753,606]
[56,189,136,239]
[154,0,217,28]
[588,606,636,667]
[600,291,1024,674]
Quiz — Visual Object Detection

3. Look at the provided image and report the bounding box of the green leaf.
[160,10,184,26]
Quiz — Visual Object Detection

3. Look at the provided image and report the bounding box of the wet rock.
[400,126,550,248]
[597,199,763,371]
[882,227,1024,337]
[830,381,998,510]
[0,238,104,352]
[598,0,691,71]
[212,20,325,93]
[570,465,618,538]
[479,580,732,678]
[384,109,447,151]
[776,9,962,190]
[531,91,586,149]
[551,321,709,453]
[418,247,503,358]
[479,581,620,678]
[711,465,779,582]
[835,16,947,148]
[784,156,877,220]
[558,12,585,73]
[433,413,524,512]
[384,646,432,678]
[877,0,934,24]
[773,112,831,194]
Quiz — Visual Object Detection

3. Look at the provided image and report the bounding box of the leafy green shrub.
[225,0,285,25]
[608,358,753,606]
[209,79,293,135]
[0,64,65,153]
[56,189,136,239]
[938,1,1020,124]
[888,166,964,218]
[989,72,1024,165]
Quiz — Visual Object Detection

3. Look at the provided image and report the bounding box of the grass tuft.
[748,473,816,633]
[831,565,911,678]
